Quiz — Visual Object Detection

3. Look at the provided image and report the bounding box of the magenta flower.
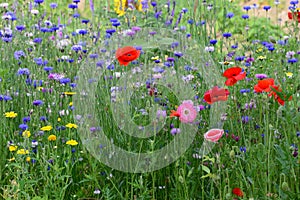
[177,100,197,123]
[204,129,224,143]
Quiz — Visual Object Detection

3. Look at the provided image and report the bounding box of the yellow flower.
[64,92,76,96]
[37,87,43,91]
[66,123,78,129]
[17,149,29,155]
[9,145,18,152]
[256,48,263,53]
[114,0,143,16]
[66,139,78,146]
[4,111,17,118]
[22,130,31,138]
[286,72,293,78]
[69,102,73,106]
[48,134,57,141]
[151,56,159,60]
[40,125,53,131]
[26,157,31,162]
[57,117,61,122]
[258,56,266,60]
[8,157,15,162]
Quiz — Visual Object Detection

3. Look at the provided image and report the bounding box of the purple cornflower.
[50,3,58,9]
[32,100,44,106]
[255,74,268,79]
[171,128,180,135]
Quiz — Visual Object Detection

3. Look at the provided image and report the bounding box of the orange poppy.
[254,78,275,93]
[203,86,230,104]
[115,46,140,66]
[223,67,246,86]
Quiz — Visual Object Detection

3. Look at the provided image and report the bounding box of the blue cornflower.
[209,39,218,45]
[263,5,271,11]
[68,4,78,9]
[43,66,53,72]
[32,100,43,108]
[73,13,80,18]
[34,0,44,4]
[240,147,246,153]
[17,68,30,75]
[288,58,298,63]
[14,51,26,60]
[226,12,234,18]
[243,6,251,11]
[112,21,121,27]
[240,89,251,94]
[188,19,194,24]
[60,78,71,84]
[242,14,249,19]
[235,56,245,61]
[106,29,116,35]
[15,25,26,32]
[151,1,157,7]
[23,116,31,123]
[71,45,82,52]
[33,38,42,43]
[19,124,28,130]
[40,116,47,121]
[89,54,98,59]
[82,19,90,24]
[290,1,299,5]
[223,32,232,38]
[77,29,88,35]
[4,96,12,101]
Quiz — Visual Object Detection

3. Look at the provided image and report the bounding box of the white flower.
[205,46,214,52]
[0,3,9,8]
[153,73,162,79]
[31,9,39,15]
[2,14,11,20]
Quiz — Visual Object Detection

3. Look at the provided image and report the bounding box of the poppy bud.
[230,150,235,159]
[281,182,289,191]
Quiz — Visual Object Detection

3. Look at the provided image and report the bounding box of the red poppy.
[232,188,244,197]
[268,85,292,106]
[223,67,246,86]
[115,46,140,66]
[203,86,230,104]
[288,11,300,23]
[254,78,275,93]
[170,110,180,118]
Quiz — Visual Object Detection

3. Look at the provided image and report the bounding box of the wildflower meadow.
[0,0,299,199]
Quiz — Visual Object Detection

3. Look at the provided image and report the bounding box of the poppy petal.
[225,77,238,86]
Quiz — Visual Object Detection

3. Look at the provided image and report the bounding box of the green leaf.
[201,164,211,174]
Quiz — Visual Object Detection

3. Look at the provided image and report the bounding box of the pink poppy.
[176,100,197,123]
[204,129,224,142]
